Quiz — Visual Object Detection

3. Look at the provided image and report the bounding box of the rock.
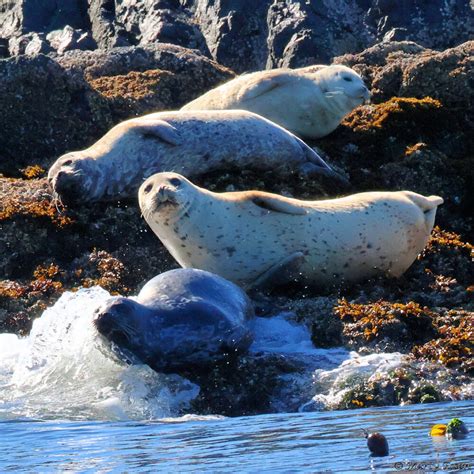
[8,33,50,56]
[364,0,473,51]
[193,0,271,72]
[46,25,97,54]
[116,0,210,55]
[1,1,473,68]
[0,43,233,175]
[266,1,370,69]
[191,1,473,72]
[24,34,52,56]
[0,38,9,57]
[87,0,132,49]
[334,41,474,109]
[0,0,89,40]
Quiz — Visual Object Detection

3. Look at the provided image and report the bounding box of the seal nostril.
[144,184,153,194]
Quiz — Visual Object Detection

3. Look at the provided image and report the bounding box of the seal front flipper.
[236,72,294,102]
[129,119,183,146]
[250,193,309,215]
[249,252,306,291]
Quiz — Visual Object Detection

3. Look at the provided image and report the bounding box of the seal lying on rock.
[182,65,370,139]
[47,110,340,205]
[93,268,254,374]
[139,172,443,289]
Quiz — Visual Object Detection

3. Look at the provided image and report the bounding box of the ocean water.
[0,402,473,472]
[0,288,472,472]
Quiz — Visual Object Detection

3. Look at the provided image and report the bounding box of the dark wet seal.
[363,430,389,457]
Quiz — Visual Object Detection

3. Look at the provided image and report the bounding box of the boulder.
[334,40,474,109]
[0,0,89,40]
[116,0,210,55]
[87,0,132,49]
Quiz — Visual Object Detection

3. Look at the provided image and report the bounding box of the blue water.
[1,401,472,473]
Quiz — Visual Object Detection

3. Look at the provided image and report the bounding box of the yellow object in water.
[430,424,447,436]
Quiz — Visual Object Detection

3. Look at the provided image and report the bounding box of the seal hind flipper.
[250,194,309,215]
[294,137,351,185]
[130,120,182,146]
[249,251,306,291]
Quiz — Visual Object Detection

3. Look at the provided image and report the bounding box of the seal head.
[47,152,100,205]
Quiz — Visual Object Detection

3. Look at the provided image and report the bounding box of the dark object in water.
[363,430,389,456]
[446,418,469,439]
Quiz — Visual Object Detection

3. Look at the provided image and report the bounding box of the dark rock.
[334,41,474,109]
[382,28,409,42]
[190,0,473,72]
[266,1,370,69]
[8,32,52,57]
[0,0,89,40]
[364,0,473,51]
[0,38,8,58]
[24,34,52,56]
[46,25,97,54]
[116,0,209,55]
[87,0,132,49]
[0,43,232,175]
[193,0,271,72]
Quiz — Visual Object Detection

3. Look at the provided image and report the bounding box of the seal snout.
[94,310,131,346]
[50,170,83,205]
[142,175,184,211]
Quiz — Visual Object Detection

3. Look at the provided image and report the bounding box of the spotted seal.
[47,110,340,205]
[139,172,443,289]
[93,268,254,374]
[182,65,370,139]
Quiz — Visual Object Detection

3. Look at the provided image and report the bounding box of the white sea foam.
[0,287,199,421]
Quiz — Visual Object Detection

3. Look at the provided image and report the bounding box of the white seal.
[182,65,370,139]
[139,172,443,289]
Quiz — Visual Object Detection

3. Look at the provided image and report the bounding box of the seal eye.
[343,76,352,82]
[143,183,153,194]
[63,160,73,166]
[169,177,181,187]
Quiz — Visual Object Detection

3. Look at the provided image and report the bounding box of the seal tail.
[403,191,444,231]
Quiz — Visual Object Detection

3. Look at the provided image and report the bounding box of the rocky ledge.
[0,37,473,415]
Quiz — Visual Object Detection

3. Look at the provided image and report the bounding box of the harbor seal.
[93,268,254,374]
[139,172,443,289]
[47,109,340,205]
[182,65,370,139]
